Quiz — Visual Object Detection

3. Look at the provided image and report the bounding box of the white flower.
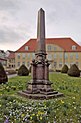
[74,107,76,109]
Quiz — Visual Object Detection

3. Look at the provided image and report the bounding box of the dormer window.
[72,45,77,50]
[25,46,29,51]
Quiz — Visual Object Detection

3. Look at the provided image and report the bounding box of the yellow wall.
[15,52,35,69]
[15,44,81,70]
[46,44,65,70]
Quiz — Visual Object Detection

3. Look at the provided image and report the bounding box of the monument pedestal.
[18,59,63,99]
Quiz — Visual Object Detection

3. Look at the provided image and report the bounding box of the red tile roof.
[16,38,81,52]
[16,39,37,53]
[8,53,15,59]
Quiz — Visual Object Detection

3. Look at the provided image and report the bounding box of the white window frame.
[25,46,29,51]
[72,45,77,50]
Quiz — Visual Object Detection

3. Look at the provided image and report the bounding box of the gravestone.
[18,8,63,99]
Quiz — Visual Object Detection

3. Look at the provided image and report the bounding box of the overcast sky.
[0,0,81,51]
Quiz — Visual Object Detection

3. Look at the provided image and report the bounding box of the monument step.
[40,88,54,92]
[40,91,58,95]
[46,93,64,99]
[28,82,52,85]
[23,89,39,94]
[23,89,58,95]
[18,91,63,99]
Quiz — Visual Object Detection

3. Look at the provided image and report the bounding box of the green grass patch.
[0,73,81,123]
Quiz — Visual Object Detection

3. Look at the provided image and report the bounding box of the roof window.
[72,45,77,50]
[25,46,29,51]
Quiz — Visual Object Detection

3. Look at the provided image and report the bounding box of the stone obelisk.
[18,8,63,99]
[37,8,45,54]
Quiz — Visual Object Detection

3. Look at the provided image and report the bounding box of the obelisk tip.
[37,7,45,53]
[39,8,44,12]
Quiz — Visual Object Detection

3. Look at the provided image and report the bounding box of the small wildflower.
[4,116,9,123]
[4,119,9,123]
[36,114,38,117]
[74,107,76,109]
[32,113,35,116]
[40,116,42,120]
[30,116,32,120]
[72,97,75,99]
[61,100,64,104]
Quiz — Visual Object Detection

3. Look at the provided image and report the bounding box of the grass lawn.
[0,73,81,123]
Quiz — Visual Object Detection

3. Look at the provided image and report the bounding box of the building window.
[54,47,57,51]
[54,62,57,67]
[9,65,11,68]
[32,53,35,59]
[76,53,78,59]
[65,53,68,59]
[22,62,25,65]
[9,59,11,62]
[72,45,77,50]
[25,46,29,51]
[17,53,20,59]
[48,54,52,60]
[27,53,30,58]
[54,54,57,59]
[22,53,26,59]
[59,53,62,58]
[47,45,51,51]
[70,53,73,59]
[59,62,62,67]
[18,62,20,67]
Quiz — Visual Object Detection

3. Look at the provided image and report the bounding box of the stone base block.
[18,90,63,99]
[27,80,53,92]
[18,79,63,99]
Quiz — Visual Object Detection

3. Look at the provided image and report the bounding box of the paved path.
[8,74,17,78]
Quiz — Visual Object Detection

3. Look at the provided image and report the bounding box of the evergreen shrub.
[61,64,68,73]
[0,63,8,84]
[68,64,80,77]
[18,65,29,76]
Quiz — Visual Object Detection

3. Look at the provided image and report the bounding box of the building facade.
[7,52,15,69]
[15,38,81,70]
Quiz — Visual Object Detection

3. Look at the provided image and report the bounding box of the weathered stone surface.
[37,8,46,54]
[18,91,63,100]
[18,8,63,99]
